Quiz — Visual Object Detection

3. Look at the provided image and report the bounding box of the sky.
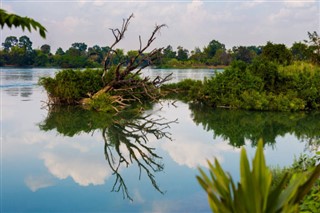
[1,0,319,53]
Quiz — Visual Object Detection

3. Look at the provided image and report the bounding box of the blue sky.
[1,0,319,53]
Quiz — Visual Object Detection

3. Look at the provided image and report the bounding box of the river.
[1,68,319,212]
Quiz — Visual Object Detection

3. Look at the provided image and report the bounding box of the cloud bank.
[1,1,318,52]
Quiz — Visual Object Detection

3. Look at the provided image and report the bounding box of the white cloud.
[150,200,179,213]
[145,101,240,169]
[240,0,266,9]
[132,189,145,204]
[25,175,55,192]
[93,0,106,6]
[40,151,112,186]
[269,8,291,22]
[77,0,87,6]
[269,3,317,22]
[2,1,319,53]
[161,137,239,169]
[1,4,14,13]
[57,16,90,33]
[187,0,204,12]
[284,0,316,8]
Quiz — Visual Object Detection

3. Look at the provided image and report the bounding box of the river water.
[1,68,319,212]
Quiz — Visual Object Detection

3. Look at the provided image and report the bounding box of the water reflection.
[1,69,35,98]
[0,68,56,99]
[143,68,219,83]
[37,101,320,201]
[188,103,320,151]
[24,175,55,192]
[38,106,177,200]
[3,68,34,81]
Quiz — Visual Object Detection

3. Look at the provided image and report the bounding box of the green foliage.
[85,93,115,112]
[291,42,311,61]
[39,68,104,104]
[38,106,114,136]
[300,181,320,213]
[0,9,46,38]
[1,35,107,68]
[177,46,189,61]
[166,59,320,111]
[39,66,157,111]
[271,152,320,212]
[2,36,18,51]
[188,102,320,147]
[39,103,156,137]
[306,31,320,65]
[197,140,320,213]
[262,42,292,65]
[1,31,318,68]
[162,78,204,101]
[232,46,259,63]
[204,39,226,58]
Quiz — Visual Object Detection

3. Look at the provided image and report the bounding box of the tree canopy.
[1,31,319,68]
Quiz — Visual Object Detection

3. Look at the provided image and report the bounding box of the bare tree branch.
[90,14,172,112]
[102,13,134,80]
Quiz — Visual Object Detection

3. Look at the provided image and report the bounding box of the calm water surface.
[1,68,319,212]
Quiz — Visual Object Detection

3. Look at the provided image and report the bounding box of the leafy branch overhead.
[0,9,47,38]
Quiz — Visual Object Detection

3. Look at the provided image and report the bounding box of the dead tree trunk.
[83,13,172,112]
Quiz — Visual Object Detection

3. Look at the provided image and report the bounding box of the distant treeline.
[0,31,319,68]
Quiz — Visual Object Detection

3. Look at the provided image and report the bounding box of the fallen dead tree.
[40,13,172,113]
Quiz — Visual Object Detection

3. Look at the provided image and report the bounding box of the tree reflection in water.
[38,101,320,200]
[39,105,177,200]
[188,102,320,151]
[102,113,176,200]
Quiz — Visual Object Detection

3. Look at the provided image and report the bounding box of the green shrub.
[240,90,269,110]
[169,59,320,111]
[161,78,205,102]
[86,93,115,112]
[39,68,104,104]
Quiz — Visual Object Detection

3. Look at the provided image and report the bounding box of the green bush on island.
[39,68,104,104]
[162,59,320,111]
[39,15,171,113]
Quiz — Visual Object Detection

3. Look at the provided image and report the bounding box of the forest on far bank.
[1,31,319,68]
